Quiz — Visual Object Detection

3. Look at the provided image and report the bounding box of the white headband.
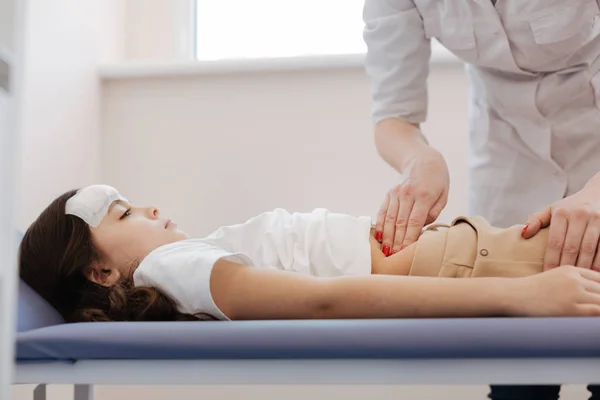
[65,185,128,227]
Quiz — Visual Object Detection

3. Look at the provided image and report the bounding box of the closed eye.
[120,208,132,220]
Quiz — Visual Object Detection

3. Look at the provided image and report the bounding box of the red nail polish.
[382,245,391,257]
[521,225,528,237]
[375,231,383,242]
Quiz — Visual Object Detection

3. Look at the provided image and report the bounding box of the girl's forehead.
[65,185,128,227]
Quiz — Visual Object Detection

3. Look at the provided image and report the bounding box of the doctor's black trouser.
[489,385,600,400]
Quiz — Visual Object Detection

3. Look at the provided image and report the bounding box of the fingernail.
[401,245,407,251]
[382,245,391,257]
[375,231,383,242]
[391,251,397,255]
[521,224,528,237]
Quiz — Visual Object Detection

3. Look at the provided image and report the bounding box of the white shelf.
[99,43,459,80]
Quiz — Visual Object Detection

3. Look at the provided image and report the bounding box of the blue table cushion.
[15,317,600,362]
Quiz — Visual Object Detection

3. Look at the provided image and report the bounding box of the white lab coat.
[363,0,600,227]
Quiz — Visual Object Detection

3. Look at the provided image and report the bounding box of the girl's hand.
[512,266,600,317]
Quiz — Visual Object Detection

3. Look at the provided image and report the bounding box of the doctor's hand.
[375,147,450,257]
[522,185,600,271]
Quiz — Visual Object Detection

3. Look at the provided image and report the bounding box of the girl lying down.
[18,184,600,323]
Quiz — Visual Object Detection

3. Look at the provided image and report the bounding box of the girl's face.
[87,199,188,286]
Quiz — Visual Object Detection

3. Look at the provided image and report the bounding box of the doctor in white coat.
[362,0,600,398]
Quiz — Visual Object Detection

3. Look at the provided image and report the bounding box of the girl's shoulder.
[135,239,254,281]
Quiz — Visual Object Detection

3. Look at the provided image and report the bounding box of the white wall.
[16,0,124,231]
[123,0,195,61]
[100,63,470,239]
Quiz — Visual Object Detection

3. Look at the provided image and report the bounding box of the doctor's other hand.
[375,147,450,256]
[522,184,600,271]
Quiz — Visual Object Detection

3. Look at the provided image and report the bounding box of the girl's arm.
[210,259,600,320]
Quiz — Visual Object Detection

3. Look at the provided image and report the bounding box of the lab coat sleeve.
[363,0,431,124]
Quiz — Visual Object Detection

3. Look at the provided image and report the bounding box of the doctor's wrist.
[374,118,431,173]
[375,117,426,142]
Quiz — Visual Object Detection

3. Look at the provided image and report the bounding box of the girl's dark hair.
[19,189,211,322]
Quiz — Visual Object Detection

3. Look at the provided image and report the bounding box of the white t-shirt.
[133,208,373,320]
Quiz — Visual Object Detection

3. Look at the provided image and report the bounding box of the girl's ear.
[85,262,121,287]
